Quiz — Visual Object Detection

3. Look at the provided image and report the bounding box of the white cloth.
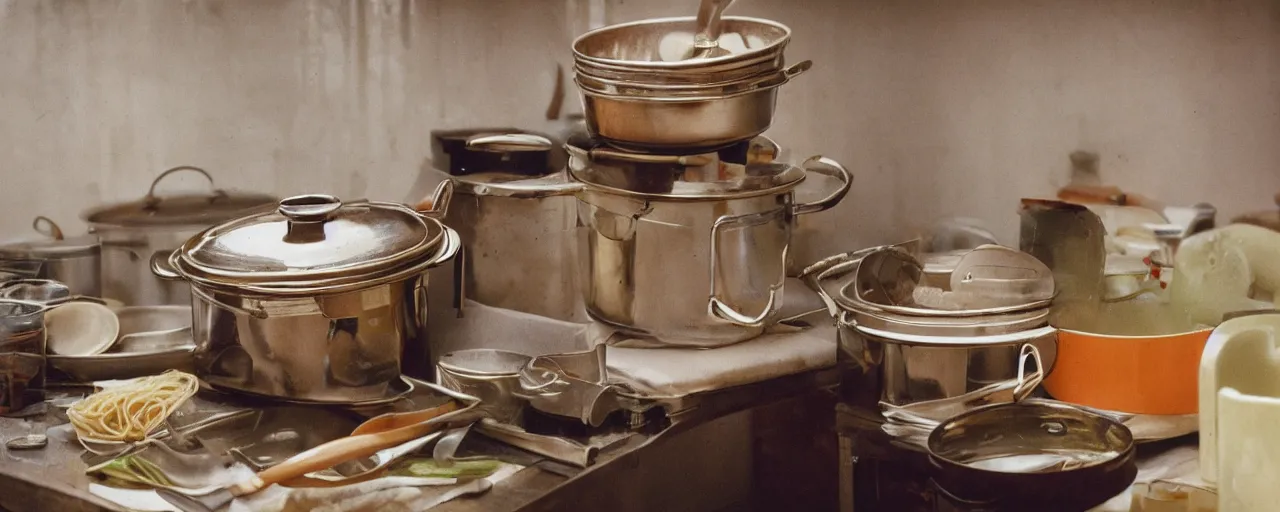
[427,279,837,399]
[89,463,523,512]
[606,325,836,397]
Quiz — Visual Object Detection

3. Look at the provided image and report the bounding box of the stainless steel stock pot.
[152,184,459,402]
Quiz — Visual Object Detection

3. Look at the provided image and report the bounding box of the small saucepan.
[927,399,1136,511]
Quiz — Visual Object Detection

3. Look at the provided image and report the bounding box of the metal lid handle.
[278,195,342,222]
[466,134,553,151]
[1012,343,1045,402]
[31,216,64,241]
[791,155,853,216]
[143,166,225,209]
[278,195,341,243]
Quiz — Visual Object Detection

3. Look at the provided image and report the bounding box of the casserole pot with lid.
[0,216,102,297]
[84,166,278,306]
[802,244,1058,423]
[152,183,460,402]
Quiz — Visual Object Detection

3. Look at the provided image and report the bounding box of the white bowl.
[46,302,120,356]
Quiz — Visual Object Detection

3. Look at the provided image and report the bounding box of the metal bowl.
[436,349,531,424]
[573,16,791,71]
[577,61,809,151]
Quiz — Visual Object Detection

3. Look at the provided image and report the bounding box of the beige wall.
[2,0,1278,252]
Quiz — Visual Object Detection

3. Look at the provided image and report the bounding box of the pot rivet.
[1041,421,1066,435]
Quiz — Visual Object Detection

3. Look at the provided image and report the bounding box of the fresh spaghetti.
[67,370,200,443]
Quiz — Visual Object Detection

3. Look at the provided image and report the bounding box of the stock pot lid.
[0,235,99,259]
[172,195,445,287]
[83,167,277,228]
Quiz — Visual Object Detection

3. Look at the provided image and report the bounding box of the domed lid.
[170,194,449,293]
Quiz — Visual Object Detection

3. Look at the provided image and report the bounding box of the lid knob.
[279,195,342,222]
[279,195,341,243]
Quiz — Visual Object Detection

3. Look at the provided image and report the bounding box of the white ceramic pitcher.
[1199,312,1280,511]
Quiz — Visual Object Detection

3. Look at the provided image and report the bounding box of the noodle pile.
[67,370,200,443]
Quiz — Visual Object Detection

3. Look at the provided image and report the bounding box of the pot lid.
[431,130,560,178]
[83,166,278,228]
[565,135,802,199]
[171,194,446,289]
[0,235,99,260]
[840,246,1052,316]
[0,217,98,259]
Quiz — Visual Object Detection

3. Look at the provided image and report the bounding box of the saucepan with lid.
[802,244,1058,423]
[152,183,460,402]
[927,399,1137,510]
[0,216,102,298]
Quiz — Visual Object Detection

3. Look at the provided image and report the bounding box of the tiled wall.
[2,0,1278,252]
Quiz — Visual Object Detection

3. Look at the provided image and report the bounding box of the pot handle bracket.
[790,155,853,217]
[707,211,783,327]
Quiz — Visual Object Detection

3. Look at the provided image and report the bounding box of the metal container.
[0,299,47,413]
[802,246,1058,421]
[572,16,791,79]
[927,399,1136,510]
[83,166,278,307]
[569,145,851,346]
[151,186,460,402]
[436,348,530,424]
[435,132,585,321]
[577,61,810,151]
[0,216,101,297]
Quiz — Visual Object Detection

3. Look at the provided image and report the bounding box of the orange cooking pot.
[1044,328,1213,415]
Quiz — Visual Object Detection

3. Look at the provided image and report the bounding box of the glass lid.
[172,194,444,288]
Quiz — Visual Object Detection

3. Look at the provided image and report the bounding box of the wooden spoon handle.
[350,400,459,436]
[229,421,437,496]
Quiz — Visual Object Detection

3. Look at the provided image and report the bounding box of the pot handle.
[1012,343,1045,403]
[31,216,64,241]
[791,155,853,217]
[143,166,226,209]
[415,180,456,219]
[466,133,553,151]
[429,227,463,269]
[707,211,783,327]
[150,250,182,280]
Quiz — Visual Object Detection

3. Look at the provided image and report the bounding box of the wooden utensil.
[158,400,460,512]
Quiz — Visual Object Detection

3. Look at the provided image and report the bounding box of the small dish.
[46,302,120,356]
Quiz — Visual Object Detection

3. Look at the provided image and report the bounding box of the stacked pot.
[560,16,851,347]
[573,16,810,152]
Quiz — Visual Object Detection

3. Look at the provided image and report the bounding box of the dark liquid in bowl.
[0,328,47,414]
